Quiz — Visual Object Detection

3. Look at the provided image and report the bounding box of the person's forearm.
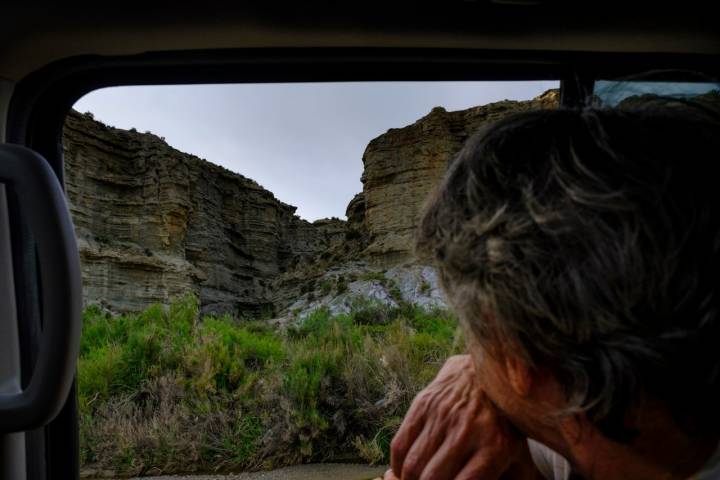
[387,353,546,479]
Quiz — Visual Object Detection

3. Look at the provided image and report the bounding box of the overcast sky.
[73,81,558,221]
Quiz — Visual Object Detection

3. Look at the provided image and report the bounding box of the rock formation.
[65,88,720,320]
[63,111,344,315]
[64,89,560,316]
[271,90,560,318]
[358,89,559,265]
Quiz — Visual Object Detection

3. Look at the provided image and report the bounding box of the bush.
[419,279,432,295]
[359,271,387,284]
[336,276,348,295]
[319,279,333,296]
[78,294,461,476]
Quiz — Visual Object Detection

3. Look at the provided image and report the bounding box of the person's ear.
[504,355,532,397]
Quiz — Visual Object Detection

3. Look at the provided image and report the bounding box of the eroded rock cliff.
[270,90,560,318]
[65,90,559,315]
[64,110,344,315]
[358,89,559,265]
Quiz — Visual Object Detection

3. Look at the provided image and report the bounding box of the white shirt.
[527,438,720,480]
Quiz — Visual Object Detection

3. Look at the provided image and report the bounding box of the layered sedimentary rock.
[358,90,559,265]
[63,111,344,315]
[271,91,562,316]
[65,89,720,316]
[64,90,560,315]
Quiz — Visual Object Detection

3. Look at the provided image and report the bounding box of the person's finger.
[418,425,480,479]
[382,468,399,480]
[399,419,450,480]
[416,396,479,480]
[454,449,512,480]
[390,394,430,475]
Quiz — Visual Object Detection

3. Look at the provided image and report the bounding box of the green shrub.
[419,279,432,295]
[78,294,461,475]
[336,276,348,295]
[349,299,399,326]
[359,271,386,283]
[319,279,333,296]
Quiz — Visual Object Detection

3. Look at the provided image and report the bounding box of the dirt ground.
[119,464,388,480]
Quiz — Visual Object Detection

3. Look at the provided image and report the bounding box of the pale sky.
[73,81,558,221]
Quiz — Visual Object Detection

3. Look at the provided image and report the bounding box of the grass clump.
[78,294,461,476]
[359,271,387,284]
[419,279,432,295]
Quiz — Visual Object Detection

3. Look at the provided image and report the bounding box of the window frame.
[5,46,720,479]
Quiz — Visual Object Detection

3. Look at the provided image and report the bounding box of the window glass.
[67,81,559,477]
[594,80,719,106]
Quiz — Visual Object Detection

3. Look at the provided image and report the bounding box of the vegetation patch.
[78,295,462,476]
[358,271,387,284]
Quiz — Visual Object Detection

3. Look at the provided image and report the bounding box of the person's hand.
[388,354,536,480]
[382,468,399,479]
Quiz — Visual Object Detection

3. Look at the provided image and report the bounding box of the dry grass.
[78,295,462,476]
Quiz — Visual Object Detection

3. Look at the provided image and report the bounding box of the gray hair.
[416,95,720,441]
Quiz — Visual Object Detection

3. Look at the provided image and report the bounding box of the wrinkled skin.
[385,355,542,480]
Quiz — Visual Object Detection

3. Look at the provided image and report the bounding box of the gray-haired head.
[416,93,720,442]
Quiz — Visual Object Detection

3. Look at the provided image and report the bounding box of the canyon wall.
[358,89,559,265]
[63,110,344,315]
[64,90,559,314]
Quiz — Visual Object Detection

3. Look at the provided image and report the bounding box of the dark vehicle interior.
[1,3,718,478]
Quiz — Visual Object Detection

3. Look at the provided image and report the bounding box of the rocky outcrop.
[274,262,447,326]
[358,90,559,265]
[269,90,561,319]
[64,90,559,316]
[63,111,344,315]
[66,89,720,318]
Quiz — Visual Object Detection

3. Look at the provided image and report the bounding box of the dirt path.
[123,464,388,480]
